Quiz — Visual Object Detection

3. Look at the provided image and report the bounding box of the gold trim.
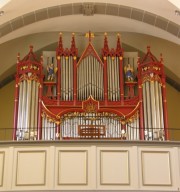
[141,151,172,186]
[100,150,130,185]
[76,42,104,67]
[16,150,46,186]
[125,102,140,118]
[41,101,57,118]
[58,150,88,185]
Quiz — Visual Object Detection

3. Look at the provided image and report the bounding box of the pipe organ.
[13,32,169,141]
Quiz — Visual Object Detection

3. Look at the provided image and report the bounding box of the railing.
[0,127,180,141]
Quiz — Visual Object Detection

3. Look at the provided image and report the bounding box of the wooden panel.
[58,150,88,185]
[16,151,46,186]
[141,151,172,186]
[100,150,129,185]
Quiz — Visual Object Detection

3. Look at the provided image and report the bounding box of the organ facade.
[13,32,169,141]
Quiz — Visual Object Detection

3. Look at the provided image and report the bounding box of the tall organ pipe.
[143,83,148,130]
[150,81,157,129]
[155,81,161,129]
[158,83,164,128]
[17,82,23,130]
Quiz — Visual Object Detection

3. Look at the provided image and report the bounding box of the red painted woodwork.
[13,33,169,141]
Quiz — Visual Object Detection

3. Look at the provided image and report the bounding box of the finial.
[147,46,151,52]
[85,31,94,43]
[89,31,91,42]
[160,53,164,63]
[29,45,33,52]
[17,52,20,63]
[58,32,63,49]
[70,32,77,55]
[116,33,122,52]
[103,32,109,53]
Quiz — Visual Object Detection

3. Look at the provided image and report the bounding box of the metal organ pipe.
[150,81,156,129]
[142,77,165,140]
[26,77,32,129]
[116,57,120,100]
[158,83,164,128]
[30,80,35,129]
[155,81,161,128]
[145,81,152,129]
[143,83,148,130]
[21,80,27,132]
[77,56,104,101]
[42,114,56,140]
[17,81,23,131]
[59,113,137,139]
[107,56,120,101]
[16,76,39,140]
[60,55,74,101]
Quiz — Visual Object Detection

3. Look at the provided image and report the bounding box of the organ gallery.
[13,32,169,141]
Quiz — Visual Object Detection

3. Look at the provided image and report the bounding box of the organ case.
[13,32,169,141]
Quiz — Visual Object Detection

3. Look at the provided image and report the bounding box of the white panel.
[58,151,87,185]
[100,150,129,185]
[141,151,172,186]
[0,152,4,187]
[16,151,46,186]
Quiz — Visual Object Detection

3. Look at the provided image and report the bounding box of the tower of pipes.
[13,46,43,140]
[13,32,169,141]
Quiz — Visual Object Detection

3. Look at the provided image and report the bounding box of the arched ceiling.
[0,0,180,88]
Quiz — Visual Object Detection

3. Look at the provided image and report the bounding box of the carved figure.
[124,63,134,81]
[47,63,57,81]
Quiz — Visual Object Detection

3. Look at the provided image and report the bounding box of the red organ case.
[13,32,169,141]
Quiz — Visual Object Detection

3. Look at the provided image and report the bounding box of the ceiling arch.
[0,2,180,44]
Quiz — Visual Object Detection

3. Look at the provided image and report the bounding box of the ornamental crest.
[82,95,99,113]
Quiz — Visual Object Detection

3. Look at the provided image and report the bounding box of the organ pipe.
[77,56,104,101]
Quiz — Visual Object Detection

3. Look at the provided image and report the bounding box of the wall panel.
[0,142,179,191]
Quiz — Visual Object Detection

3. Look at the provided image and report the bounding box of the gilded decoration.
[142,74,162,84]
[19,73,40,82]
[41,112,60,125]
[82,95,99,113]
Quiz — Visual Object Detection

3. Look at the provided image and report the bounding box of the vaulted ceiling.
[0,0,180,89]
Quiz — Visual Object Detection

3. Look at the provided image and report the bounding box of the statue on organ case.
[46,57,58,81]
[124,63,134,82]
[47,63,55,81]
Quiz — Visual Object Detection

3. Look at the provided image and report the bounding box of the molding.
[16,150,46,186]
[1,140,180,147]
[0,152,5,187]
[57,150,88,185]
[100,150,130,185]
[141,151,172,186]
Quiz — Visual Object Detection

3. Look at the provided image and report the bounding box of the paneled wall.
[0,141,180,191]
